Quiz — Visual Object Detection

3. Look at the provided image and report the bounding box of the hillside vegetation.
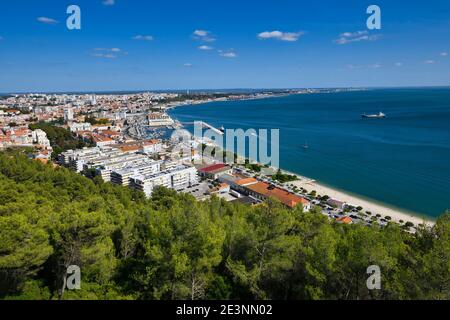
[0,150,448,300]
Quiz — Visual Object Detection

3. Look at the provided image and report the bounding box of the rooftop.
[235,177,258,186]
[199,163,230,173]
[246,182,309,209]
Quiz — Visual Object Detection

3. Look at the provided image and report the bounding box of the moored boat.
[362,112,386,119]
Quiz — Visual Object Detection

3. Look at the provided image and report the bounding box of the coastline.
[284,171,434,226]
[167,95,437,227]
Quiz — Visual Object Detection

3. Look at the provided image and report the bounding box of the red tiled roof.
[235,177,258,186]
[246,182,309,209]
[119,145,140,152]
[218,183,230,190]
[99,130,120,136]
[143,139,161,146]
[336,216,353,224]
[92,134,113,143]
[199,163,227,173]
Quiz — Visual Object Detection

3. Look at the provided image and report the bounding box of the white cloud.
[219,49,237,58]
[346,63,383,69]
[93,53,117,59]
[95,48,121,52]
[425,60,435,64]
[37,17,59,25]
[133,35,154,41]
[192,30,216,42]
[92,48,124,59]
[102,0,115,6]
[198,45,213,51]
[257,31,305,42]
[183,63,193,67]
[334,31,380,45]
[440,52,448,57]
[193,30,208,37]
[394,62,403,67]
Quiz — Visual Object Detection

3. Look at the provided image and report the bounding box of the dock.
[181,121,224,135]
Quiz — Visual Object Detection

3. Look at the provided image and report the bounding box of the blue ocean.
[169,88,450,219]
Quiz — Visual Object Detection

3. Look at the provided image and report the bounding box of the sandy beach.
[290,178,434,226]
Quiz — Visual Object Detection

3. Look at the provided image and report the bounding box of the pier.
[181,121,224,135]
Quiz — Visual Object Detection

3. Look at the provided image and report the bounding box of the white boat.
[362,112,386,119]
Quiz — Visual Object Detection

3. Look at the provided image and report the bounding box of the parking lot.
[179,181,211,199]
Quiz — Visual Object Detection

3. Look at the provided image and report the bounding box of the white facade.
[142,141,163,154]
[130,165,198,197]
[147,113,175,127]
[70,122,92,132]
[111,161,162,186]
[64,108,74,121]
[32,129,51,148]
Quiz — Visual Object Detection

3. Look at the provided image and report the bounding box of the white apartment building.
[130,165,198,197]
[110,161,162,186]
[147,113,175,127]
[141,140,163,154]
[91,153,151,181]
[70,122,92,133]
[64,108,74,122]
[59,146,121,172]
[31,129,51,148]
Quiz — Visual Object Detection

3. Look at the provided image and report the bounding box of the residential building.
[70,122,92,133]
[244,182,311,211]
[198,163,233,180]
[64,108,74,122]
[130,165,198,197]
[327,198,347,210]
[110,161,162,186]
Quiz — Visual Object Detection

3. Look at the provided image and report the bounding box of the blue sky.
[0,0,449,92]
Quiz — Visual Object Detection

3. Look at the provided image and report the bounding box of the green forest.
[0,150,448,300]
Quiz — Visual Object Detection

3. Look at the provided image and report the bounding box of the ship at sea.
[362,112,386,119]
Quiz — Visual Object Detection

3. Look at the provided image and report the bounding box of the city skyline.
[0,0,449,92]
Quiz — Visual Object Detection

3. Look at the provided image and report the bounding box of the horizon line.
[2,85,450,95]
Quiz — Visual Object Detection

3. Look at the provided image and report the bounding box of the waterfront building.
[244,182,311,211]
[198,163,233,180]
[336,216,353,224]
[218,174,259,193]
[147,112,175,127]
[327,198,347,210]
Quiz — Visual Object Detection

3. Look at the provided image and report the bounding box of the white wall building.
[32,129,51,148]
[130,165,198,197]
[111,161,162,186]
[64,108,74,122]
